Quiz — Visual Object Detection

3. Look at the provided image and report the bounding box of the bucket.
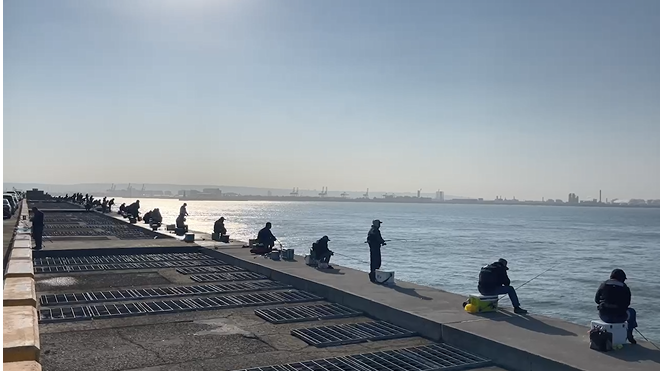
[183,233,195,243]
[282,249,294,260]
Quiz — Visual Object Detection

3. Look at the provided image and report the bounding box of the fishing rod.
[634,329,660,351]
[496,263,561,302]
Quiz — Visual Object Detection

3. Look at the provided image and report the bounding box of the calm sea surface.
[115,197,660,342]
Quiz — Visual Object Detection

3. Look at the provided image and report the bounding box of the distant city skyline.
[4,1,660,200]
[3,181,657,203]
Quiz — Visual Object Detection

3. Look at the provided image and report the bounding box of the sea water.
[114,197,660,341]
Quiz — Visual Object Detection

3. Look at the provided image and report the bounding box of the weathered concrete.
[10,246,33,260]
[5,258,35,279]
[4,277,37,307]
[3,361,42,371]
[3,306,40,362]
[199,242,660,371]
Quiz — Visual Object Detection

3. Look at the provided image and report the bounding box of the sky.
[3,0,660,201]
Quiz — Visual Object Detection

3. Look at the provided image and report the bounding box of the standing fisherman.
[367,219,386,283]
[30,207,45,251]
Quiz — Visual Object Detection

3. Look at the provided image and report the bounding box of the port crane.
[363,188,369,198]
[290,188,299,196]
[319,187,328,197]
[340,192,349,198]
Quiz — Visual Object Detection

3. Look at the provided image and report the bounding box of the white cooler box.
[375,270,395,286]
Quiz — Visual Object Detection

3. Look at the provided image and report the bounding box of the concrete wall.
[3,199,42,370]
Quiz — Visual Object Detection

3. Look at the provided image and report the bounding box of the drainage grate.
[291,320,416,347]
[40,281,292,306]
[255,303,363,324]
[34,253,215,266]
[235,343,491,371]
[175,266,246,274]
[189,272,268,282]
[34,260,226,273]
[39,290,322,323]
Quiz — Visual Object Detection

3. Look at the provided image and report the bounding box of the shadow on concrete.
[604,343,660,364]
[386,285,433,300]
[317,268,345,275]
[487,310,579,337]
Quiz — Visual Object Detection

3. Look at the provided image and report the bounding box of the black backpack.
[589,326,613,352]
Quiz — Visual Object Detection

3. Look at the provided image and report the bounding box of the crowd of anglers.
[30,197,641,346]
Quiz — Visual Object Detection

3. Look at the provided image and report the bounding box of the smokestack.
[599,190,602,203]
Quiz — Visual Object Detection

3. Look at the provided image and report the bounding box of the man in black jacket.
[367,219,386,283]
[30,207,45,250]
[312,236,333,268]
[257,222,277,249]
[478,258,527,314]
[595,269,637,344]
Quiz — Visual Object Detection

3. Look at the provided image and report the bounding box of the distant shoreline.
[108,195,660,208]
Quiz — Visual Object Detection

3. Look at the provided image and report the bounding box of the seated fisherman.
[250,222,277,254]
[119,203,126,215]
[595,269,637,344]
[143,210,152,224]
[257,222,277,249]
[151,208,163,224]
[478,258,527,314]
[125,200,140,218]
[311,236,333,268]
[176,214,187,231]
[214,217,227,236]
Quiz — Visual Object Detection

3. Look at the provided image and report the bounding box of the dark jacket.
[214,220,227,235]
[478,262,510,293]
[257,227,276,245]
[595,279,631,319]
[312,239,330,256]
[31,210,45,229]
[367,227,385,249]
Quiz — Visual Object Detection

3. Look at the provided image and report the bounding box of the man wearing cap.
[478,258,528,314]
[367,220,386,283]
[595,269,637,344]
[312,236,333,268]
[214,217,227,236]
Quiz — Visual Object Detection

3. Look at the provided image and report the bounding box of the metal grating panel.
[34,260,225,273]
[175,266,246,274]
[34,253,215,266]
[40,281,292,306]
[255,303,363,324]
[189,272,267,282]
[39,290,322,323]
[235,343,491,371]
[291,321,416,347]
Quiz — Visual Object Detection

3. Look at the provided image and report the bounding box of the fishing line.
[496,263,561,302]
[634,328,660,351]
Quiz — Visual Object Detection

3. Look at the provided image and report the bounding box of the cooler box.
[166,224,176,231]
[183,233,195,243]
[591,320,628,346]
[249,239,258,247]
[375,270,395,286]
[467,294,499,313]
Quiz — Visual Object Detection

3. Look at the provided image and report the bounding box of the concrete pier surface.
[15,203,499,371]
[192,241,660,371]
[5,201,658,371]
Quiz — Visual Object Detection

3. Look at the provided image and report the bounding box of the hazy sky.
[4,0,660,200]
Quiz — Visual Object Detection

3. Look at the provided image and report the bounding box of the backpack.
[589,326,613,352]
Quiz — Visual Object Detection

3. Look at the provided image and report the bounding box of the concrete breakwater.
[4,201,659,371]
